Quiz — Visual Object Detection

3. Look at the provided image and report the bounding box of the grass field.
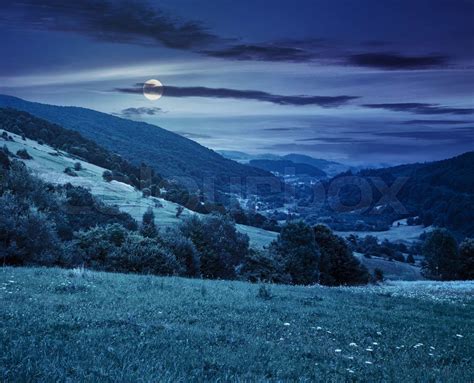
[1,267,472,382]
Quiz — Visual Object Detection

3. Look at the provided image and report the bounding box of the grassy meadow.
[1,267,472,382]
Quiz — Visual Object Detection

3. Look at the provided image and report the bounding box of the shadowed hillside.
[0,95,280,195]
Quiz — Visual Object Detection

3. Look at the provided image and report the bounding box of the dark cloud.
[348,53,448,70]
[363,103,474,115]
[403,119,473,125]
[115,106,164,118]
[202,43,317,62]
[3,0,218,49]
[116,84,359,107]
[373,128,474,141]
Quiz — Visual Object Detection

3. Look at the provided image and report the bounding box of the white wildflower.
[283,322,290,326]
[347,369,355,373]
[366,348,373,352]
[316,326,322,330]
[413,343,423,348]
[349,342,357,347]
[376,331,382,335]
[335,349,342,353]
[372,342,379,345]
[365,361,373,365]
[455,334,463,338]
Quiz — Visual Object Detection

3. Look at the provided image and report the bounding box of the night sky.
[1,0,473,165]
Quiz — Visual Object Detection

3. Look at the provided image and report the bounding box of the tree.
[160,228,200,277]
[459,238,474,280]
[102,170,113,182]
[313,225,369,286]
[238,250,290,284]
[140,207,158,238]
[422,229,459,280]
[74,162,82,171]
[270,221,319,285]
[175,205,184,218]
[180,214,250,279]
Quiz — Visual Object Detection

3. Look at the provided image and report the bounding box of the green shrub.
[16,149,32,160]
[108,235,183,275]
[180,214,250,279]
[238,250,290,284]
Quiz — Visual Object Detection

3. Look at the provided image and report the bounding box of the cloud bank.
[116,84,358,107]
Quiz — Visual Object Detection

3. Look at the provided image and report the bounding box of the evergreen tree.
[422,229,459,280]
[314,225,369,286]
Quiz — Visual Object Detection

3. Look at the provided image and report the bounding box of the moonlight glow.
[143,79,163,101]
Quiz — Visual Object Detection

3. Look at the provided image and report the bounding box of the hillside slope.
[0,95,278,194]
[355,152,474,236]
[0,129,276,248]
[1,267,473,382]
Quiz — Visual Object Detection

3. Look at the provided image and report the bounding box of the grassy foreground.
[1,267,472,382]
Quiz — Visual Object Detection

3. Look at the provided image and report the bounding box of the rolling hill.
[346,152,474,236]
[249,159,326,177]
[0,95,279,195]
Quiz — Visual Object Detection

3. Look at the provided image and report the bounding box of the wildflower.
[428,353,434,356]
[326,330,332,334]
[413,343,423,348]
[348,356,354,360]
[283,322,291,326]
[335,349,342,353]
[372,342,379,345]
[366,348,373,352]
[349,342,357,347]
[376,331,382,336]
[430,346,435,350]
[365,361,373,365]
[316,326,322,330]
[455,334,463,338]
[347,369,355,373]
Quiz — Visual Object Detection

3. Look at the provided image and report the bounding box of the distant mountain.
[218,150,351,177]
[349,152,474,236]
[282,154,340,168]
[0,95,279,195]
[249,159,326,178]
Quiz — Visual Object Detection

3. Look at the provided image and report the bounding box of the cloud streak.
[115,106,164,118]
[348,53,448,70]
[363,103,474,115]
[116,84,358,107]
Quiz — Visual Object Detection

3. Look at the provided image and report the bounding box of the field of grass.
[1,267,472,382]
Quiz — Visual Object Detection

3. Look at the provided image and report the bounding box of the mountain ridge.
[0,94,279,195]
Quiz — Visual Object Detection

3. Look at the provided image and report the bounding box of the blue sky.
[1,0,473,165]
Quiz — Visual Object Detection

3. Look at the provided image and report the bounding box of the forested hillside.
[349,153,474,236]
[0,95,280,195]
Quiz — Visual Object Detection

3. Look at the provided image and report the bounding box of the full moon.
[143,79,163,101]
